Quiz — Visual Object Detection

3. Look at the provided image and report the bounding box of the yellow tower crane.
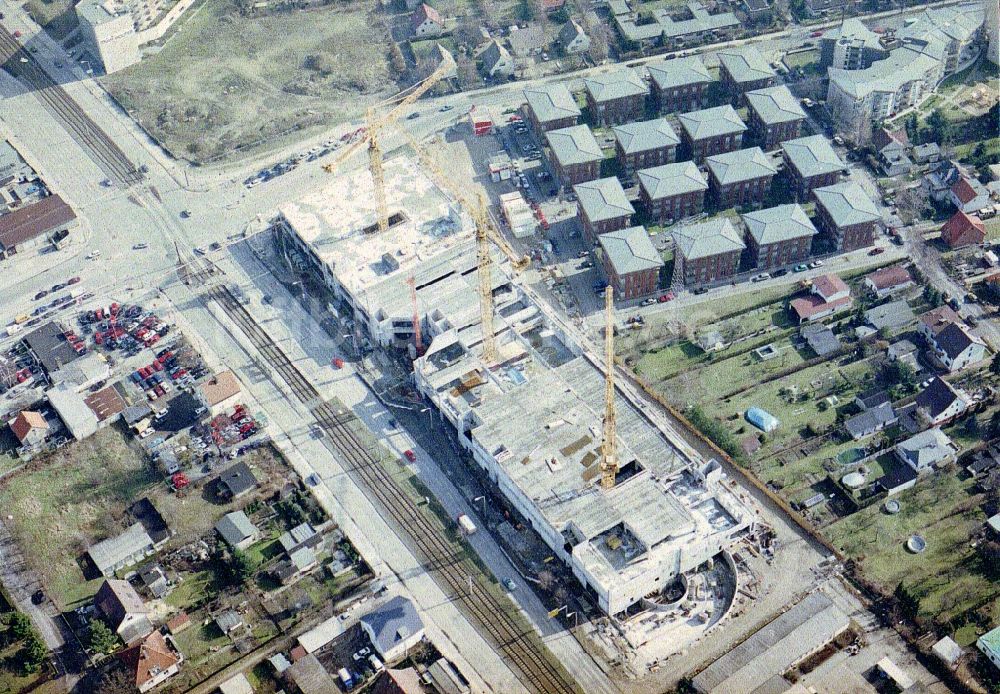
[599,286,618,490]
[323,47,456,234]
[402,132,530,365]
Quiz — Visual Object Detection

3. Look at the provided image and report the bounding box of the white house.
[559,20,590,54]
[949,175,990,214]
[895,427,958,473]
[479,39,515,78]
[928,321,987,372]
[360,595,425,662]
[915,377,969,426]
[410,3,444,37]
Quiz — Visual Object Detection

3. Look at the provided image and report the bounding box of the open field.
[102,0,396,162]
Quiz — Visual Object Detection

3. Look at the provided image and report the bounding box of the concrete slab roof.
[647,55,713,91]
[584,68,647,102]
[672,218,745,260]
[599,225,664,275]
[637,160,708,199]
[706,147,777,185]
[814,181,880,227]
[677,105,747,141]
[745,85,807,124]
[546,125,603,166]
[524,83,581,123]
[717,45,775,83]
[613,118,680,154]
[574,177,635,223]
[782,135,844,178]
[742,203,817,245]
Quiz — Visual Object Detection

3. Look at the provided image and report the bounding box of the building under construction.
[279,156,756,616]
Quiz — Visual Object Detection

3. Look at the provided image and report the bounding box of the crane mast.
[406,275,423,356]
[599,286,617,490]
[475,195,498,364]
[366,106,388,235]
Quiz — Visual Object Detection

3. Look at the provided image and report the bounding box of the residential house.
[138,565,170,599]
[279,522,323,554]
[558,20,590,54]
[717,46,775,102]
[813,181,881,252]
[8,410,48,449]
[598,226,664,299]
[950,175,990,213]
[0,194,77,258]
[782,136,843,202]
[119,631,182,693]
[215,510,261,551]
[271,546,319,585]
[915,377,969,426]
[790,273,852,323]
[918,305,961,342]
[801,323,841,356]
[864,299,915,332]
[895,427,958,472]
[637,161,708,224]
[705,147,777,208]
[574,177,635,243]
[912,142,941,164]
[940,210,985,248]
[981,626,1000,671]
[677,105,747,161]
[216,462,259,500]
[197,370,241,417]
[546,125,602,186]
[855,388,890,411]
[888,339,921,373]
[88,523,156,577]
[647,56,713,113]
[583,69,647,125]
[673,218,745,285]
[410,3,444,37]
[613,118,679,171]
[745,86,806,149]
[95,579,153,644]
[928,321,987,372]
[478,40,514,79]
[742,203,817,269]
[805,0,847,17]
[360,596,426,662]
[286,653,338,694]
[218,673,256,694]
[215,609,244,635]
[925,160,963,202]
[845,402,897,440]
[742,0,771,21]
[523,83,581,133]
[864,265,913,297]
[877,139,913,177]
[507,25,546,59]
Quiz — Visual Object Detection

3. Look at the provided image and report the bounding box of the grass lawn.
[102,0,395,162]
[165,569,215,610]
[0,426,160,609]
[784,48,819,70]
[985,217,1000,241]
[824,472,996,623]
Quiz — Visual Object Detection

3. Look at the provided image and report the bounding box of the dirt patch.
[102,0,396,163]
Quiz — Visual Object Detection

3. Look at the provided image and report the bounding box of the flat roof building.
[75,0,140,74]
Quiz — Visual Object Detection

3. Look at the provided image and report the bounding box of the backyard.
[102,0,397,162]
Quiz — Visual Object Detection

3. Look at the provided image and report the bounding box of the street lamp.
[473,495,486,515]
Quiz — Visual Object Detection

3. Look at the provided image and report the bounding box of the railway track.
[205,284,578,694]
[0,28,142,186]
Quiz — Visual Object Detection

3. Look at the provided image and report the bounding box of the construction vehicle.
[323,46,456,235]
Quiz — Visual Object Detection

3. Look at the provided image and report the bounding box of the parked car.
[403,449,417,462]
[793,264,808,272]
[868,247,884,256]
[808,260,824,269]
[751,273,771,282]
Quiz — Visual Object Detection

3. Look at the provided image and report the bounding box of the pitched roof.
[612,118,679,155]
[864,299,915,330]
[866,264,912,291]
[791,293,851,321]
[896,427,955,468]
[935,321,983,360]
[920,305,960,335]
[916,377,966,420]
[524,83,581,123]
[677,105,747,141]
[96,579,149,625]
[546,125,603,166]
[742,204,817,245]
[599,226,664,275]
[647,55,713,90]
[637,160,708,199]
[574,177,635,223]
[215,510,258,546]
[360,596,425,655]
[584,68,647,103]
[845,402,897,439]
[717,45,775,83]
[811,273,848,299]
[558,20,587,47]
[218,461,258,496]
[118,631,180,690]
[856,388,891,409]
[951,176,984,205]
[10,410,48,442]
[199,370,240,407]
[745,85,806,125]
[814,181,880,227]
[0,194,76,251]
[940,211,985,248]
[706,147,777,185]
[411,3,442,30]
[479,40,511,72]
[673,218,745,260]
[88,523,155,575]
